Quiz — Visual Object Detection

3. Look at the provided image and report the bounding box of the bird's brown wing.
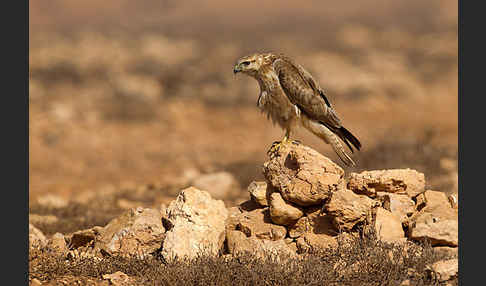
[272,55,361,154]
[272,56,343,129]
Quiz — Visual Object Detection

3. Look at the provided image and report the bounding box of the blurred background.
[29,0,457,209]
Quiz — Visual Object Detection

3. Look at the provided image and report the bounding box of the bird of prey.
[233,52,361,166]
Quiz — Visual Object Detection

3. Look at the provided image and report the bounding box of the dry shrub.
[30,233,452,286]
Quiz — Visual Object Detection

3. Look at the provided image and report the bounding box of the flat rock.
[96,207,166,257]
[263,143,345,207]
[162,187,228,261]
[347,169,425,198]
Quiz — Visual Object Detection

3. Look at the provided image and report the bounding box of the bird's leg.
[267,130,292,158]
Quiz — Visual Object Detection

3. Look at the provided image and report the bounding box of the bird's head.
[233,53,268,76]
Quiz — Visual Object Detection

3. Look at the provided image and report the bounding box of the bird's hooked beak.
[233,63,241,74]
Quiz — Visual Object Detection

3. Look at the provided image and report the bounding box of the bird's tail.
[301,116,359,167]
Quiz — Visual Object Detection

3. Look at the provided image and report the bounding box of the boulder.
[268,192,304,226]
[191,171,240,200]
[95,207,166,257]
[263,143,345,207]
[29,224,47,248]
[373,208,406,243]
[162,187,228,261]
[248,181,270,207]
[232,208,287,241]
[324,188,379,231]
[347,169,425,198]
[407,190,458,247]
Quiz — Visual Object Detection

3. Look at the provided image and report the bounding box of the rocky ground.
[29,143,458,285]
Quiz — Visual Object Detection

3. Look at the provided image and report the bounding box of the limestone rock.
[263,143,345,207]
[69,227,101,249]
[296,233,337,253]
[233,208,287,241]
[347,169,425,198]
[29,224,47,248]
[248,181,270,207]
[433,246,458,258]
[324,188,379,231]
[289,207,338,239]
[96,207,166,257]
[426,259,458,282]
[448,192,458,209]
[376,192,415,223]
[191,171,240,200]
[102,271,134,286]
[162,187,228,261]
[407,190,458,246]
[226,230,296,259]
[373,208,406,243]
[47,233,68,255]
[268,192,304,226]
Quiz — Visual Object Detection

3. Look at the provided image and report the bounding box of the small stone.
[248,181,270,207]
[268,192,304,226]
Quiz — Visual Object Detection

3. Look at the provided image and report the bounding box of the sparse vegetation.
[29,232,453,286]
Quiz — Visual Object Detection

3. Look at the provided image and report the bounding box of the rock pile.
[29,143,458,271]
[227,143,458,257]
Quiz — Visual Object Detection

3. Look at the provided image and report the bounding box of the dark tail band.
[338,126,361,153]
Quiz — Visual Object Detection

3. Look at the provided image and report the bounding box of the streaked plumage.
[233,52,361,166]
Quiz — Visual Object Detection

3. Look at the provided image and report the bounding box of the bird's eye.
[242,61,251,66]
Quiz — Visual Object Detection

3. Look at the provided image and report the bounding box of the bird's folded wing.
[272,56,343,129]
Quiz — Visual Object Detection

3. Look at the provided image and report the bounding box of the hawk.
[233,52,361,166]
